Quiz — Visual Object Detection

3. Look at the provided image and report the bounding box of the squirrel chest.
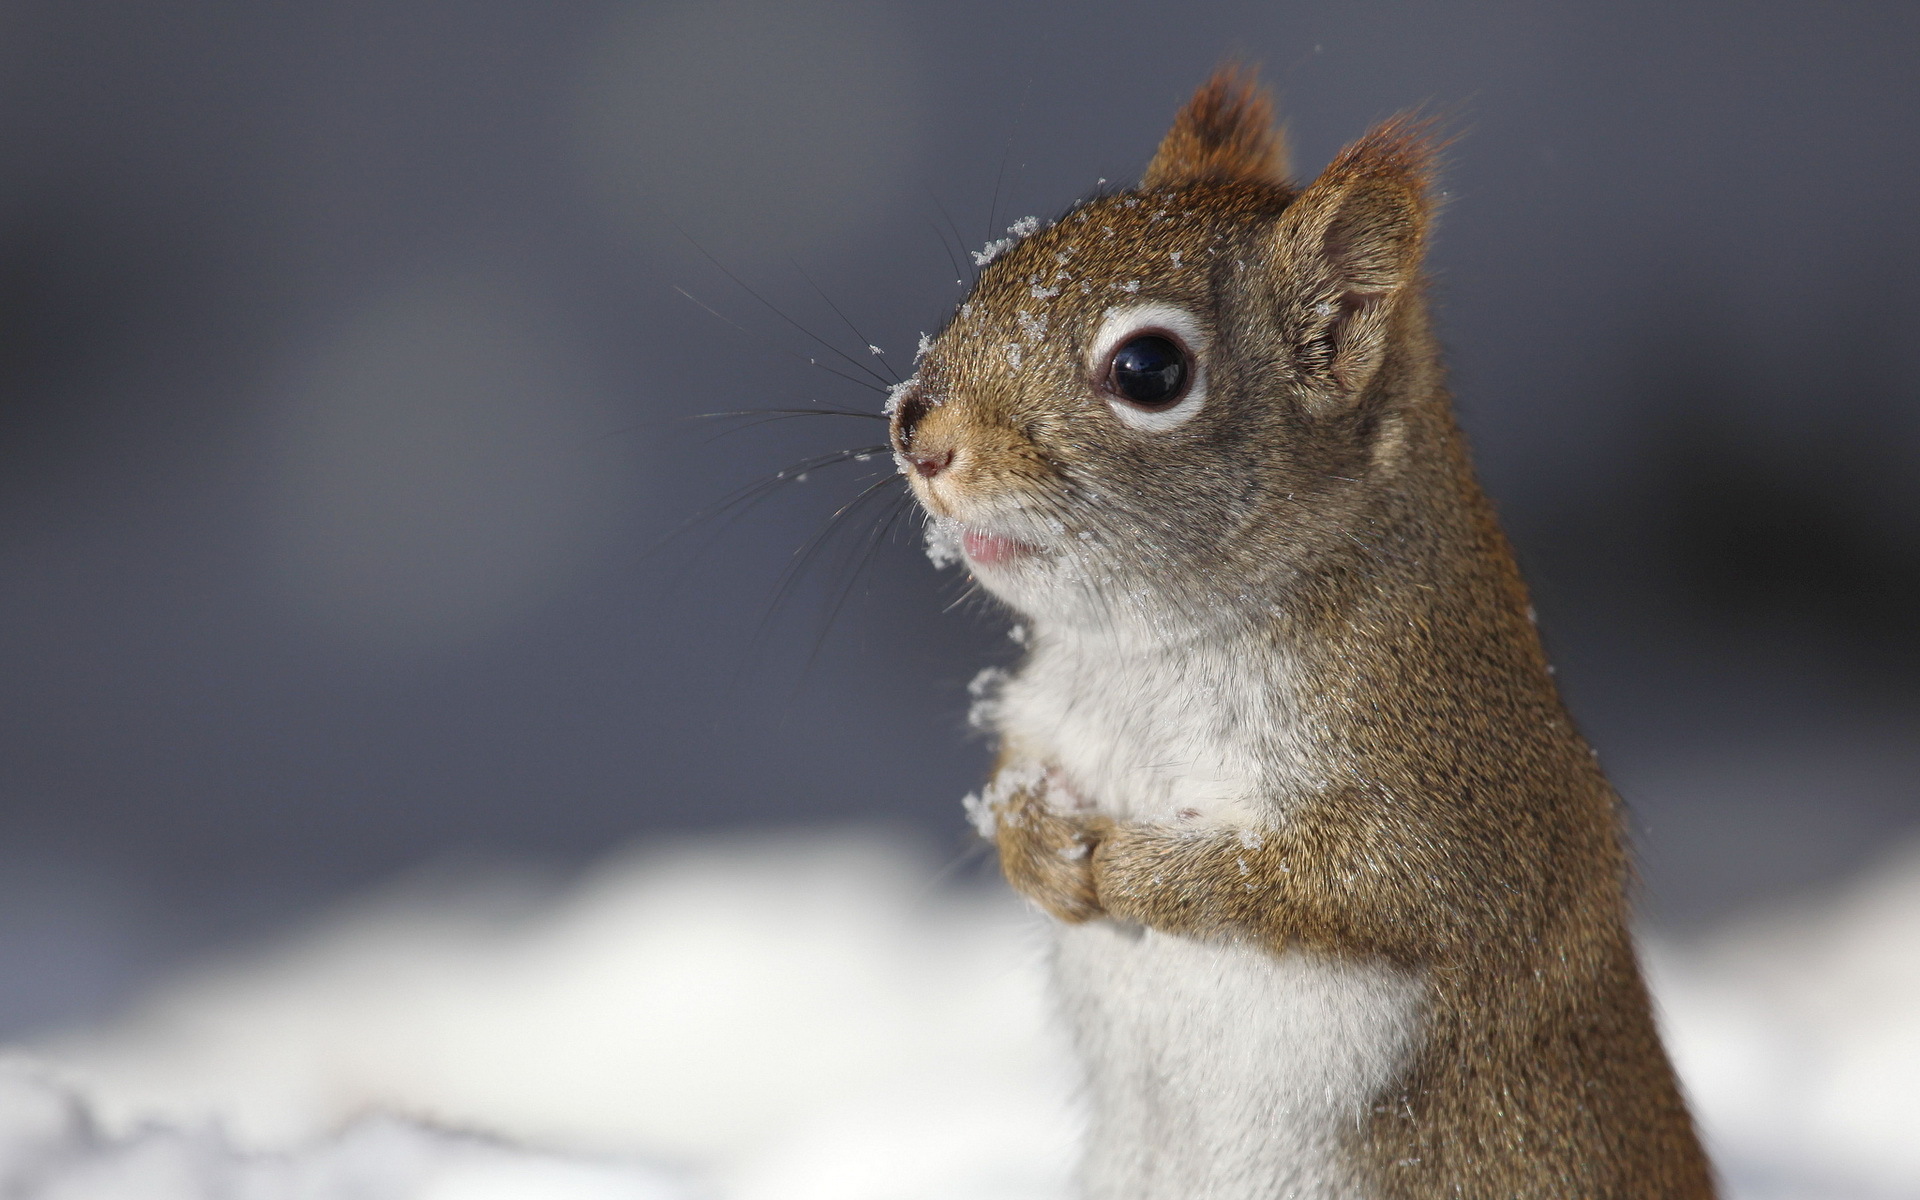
[996,629,1302,828]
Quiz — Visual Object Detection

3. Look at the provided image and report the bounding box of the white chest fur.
[990,630,1425,1200]
[993,628,1313,826]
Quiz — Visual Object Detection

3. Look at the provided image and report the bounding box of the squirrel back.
[892,68,1715,1200]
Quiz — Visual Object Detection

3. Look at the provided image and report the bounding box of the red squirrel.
[888,69,1715,1199]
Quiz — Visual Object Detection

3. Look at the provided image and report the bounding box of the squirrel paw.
[972,765,1109,923]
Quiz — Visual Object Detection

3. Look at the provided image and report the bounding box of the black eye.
[1107,333,1190,409]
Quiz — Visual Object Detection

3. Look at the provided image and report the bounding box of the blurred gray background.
[0,0,1915,1035]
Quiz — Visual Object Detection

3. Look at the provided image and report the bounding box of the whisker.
[801,486,915,677]
[694,414,830,447]
[926,187,972,287]
[687,411,886,448]
[674,286,884,395]
[987,137,1011,245]
[606,408,884,446]
[678,232,897,390]
[927,220,965,288]
[790,258,901,385]
[746,470,905,682]
[764,470,903,616]
[682,407,884,422]
[942,575,991,616]
[986,79,1030,242]
[654,444,893,559]
[656,445,895,615]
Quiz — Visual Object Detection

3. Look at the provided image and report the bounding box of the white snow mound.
[6,826,1919,1200]
[0,1063,686,1200]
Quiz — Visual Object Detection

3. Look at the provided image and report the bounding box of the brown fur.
[898,70,1715,1199]
[1142,65,1290,188]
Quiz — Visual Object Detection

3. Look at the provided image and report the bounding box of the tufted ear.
[1142,65,1290,189]
[1266,118,1435,397]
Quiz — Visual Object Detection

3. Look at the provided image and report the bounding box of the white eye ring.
[1087,302,1208,431]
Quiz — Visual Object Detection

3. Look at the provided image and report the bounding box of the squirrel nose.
[905,448,953,478]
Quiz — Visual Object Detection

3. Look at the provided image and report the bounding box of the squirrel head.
[892,68,1438,635]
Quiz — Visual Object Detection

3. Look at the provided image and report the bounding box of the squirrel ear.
[1267,118,1435,396]
[1142,65,1289,189]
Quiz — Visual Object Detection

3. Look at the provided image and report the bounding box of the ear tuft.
[1142,65,1289,189]
[1318,115,1439,201]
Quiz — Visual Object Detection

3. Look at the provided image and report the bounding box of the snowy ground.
[2,828,1916,1199]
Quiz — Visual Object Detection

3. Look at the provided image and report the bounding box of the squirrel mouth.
[961,527,1039,567]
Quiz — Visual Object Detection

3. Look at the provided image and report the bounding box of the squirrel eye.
[1106,334,1190,409]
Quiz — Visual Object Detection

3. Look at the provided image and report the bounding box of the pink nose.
[906,448,952,478]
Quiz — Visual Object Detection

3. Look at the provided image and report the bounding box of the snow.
[966,665,1011,732]
[972,241,1014,268]
[960,762,1046,841]
[26,832,1077,1200]
[881,375,917,418]
[1648,838,1920,1200]
[5,827,1920,1199]
[959,795,999,841]
[972,217,1043,268]
[922,516,963,569]
[0,1065,685,1200]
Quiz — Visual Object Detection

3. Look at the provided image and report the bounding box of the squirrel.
[887,69,1716,1200]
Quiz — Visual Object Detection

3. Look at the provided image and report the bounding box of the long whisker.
[941,574,990,616]
[684,410,886,448]
[654,444,893,559]
[986,79,1030,242]
[928,220,965,288]
[678,233,897,391]
[926,187,971,286]
[674,286,884,395]
[620,406,883,440]
[694,414,843,447]
[765,471,903,618]
[987,140,1011,245]
[800,485,914,677]
[746,470,905,679]
[682,407,884,423]
[790,258,901,385]
[590,406,884,457]
[656,445,896,616]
